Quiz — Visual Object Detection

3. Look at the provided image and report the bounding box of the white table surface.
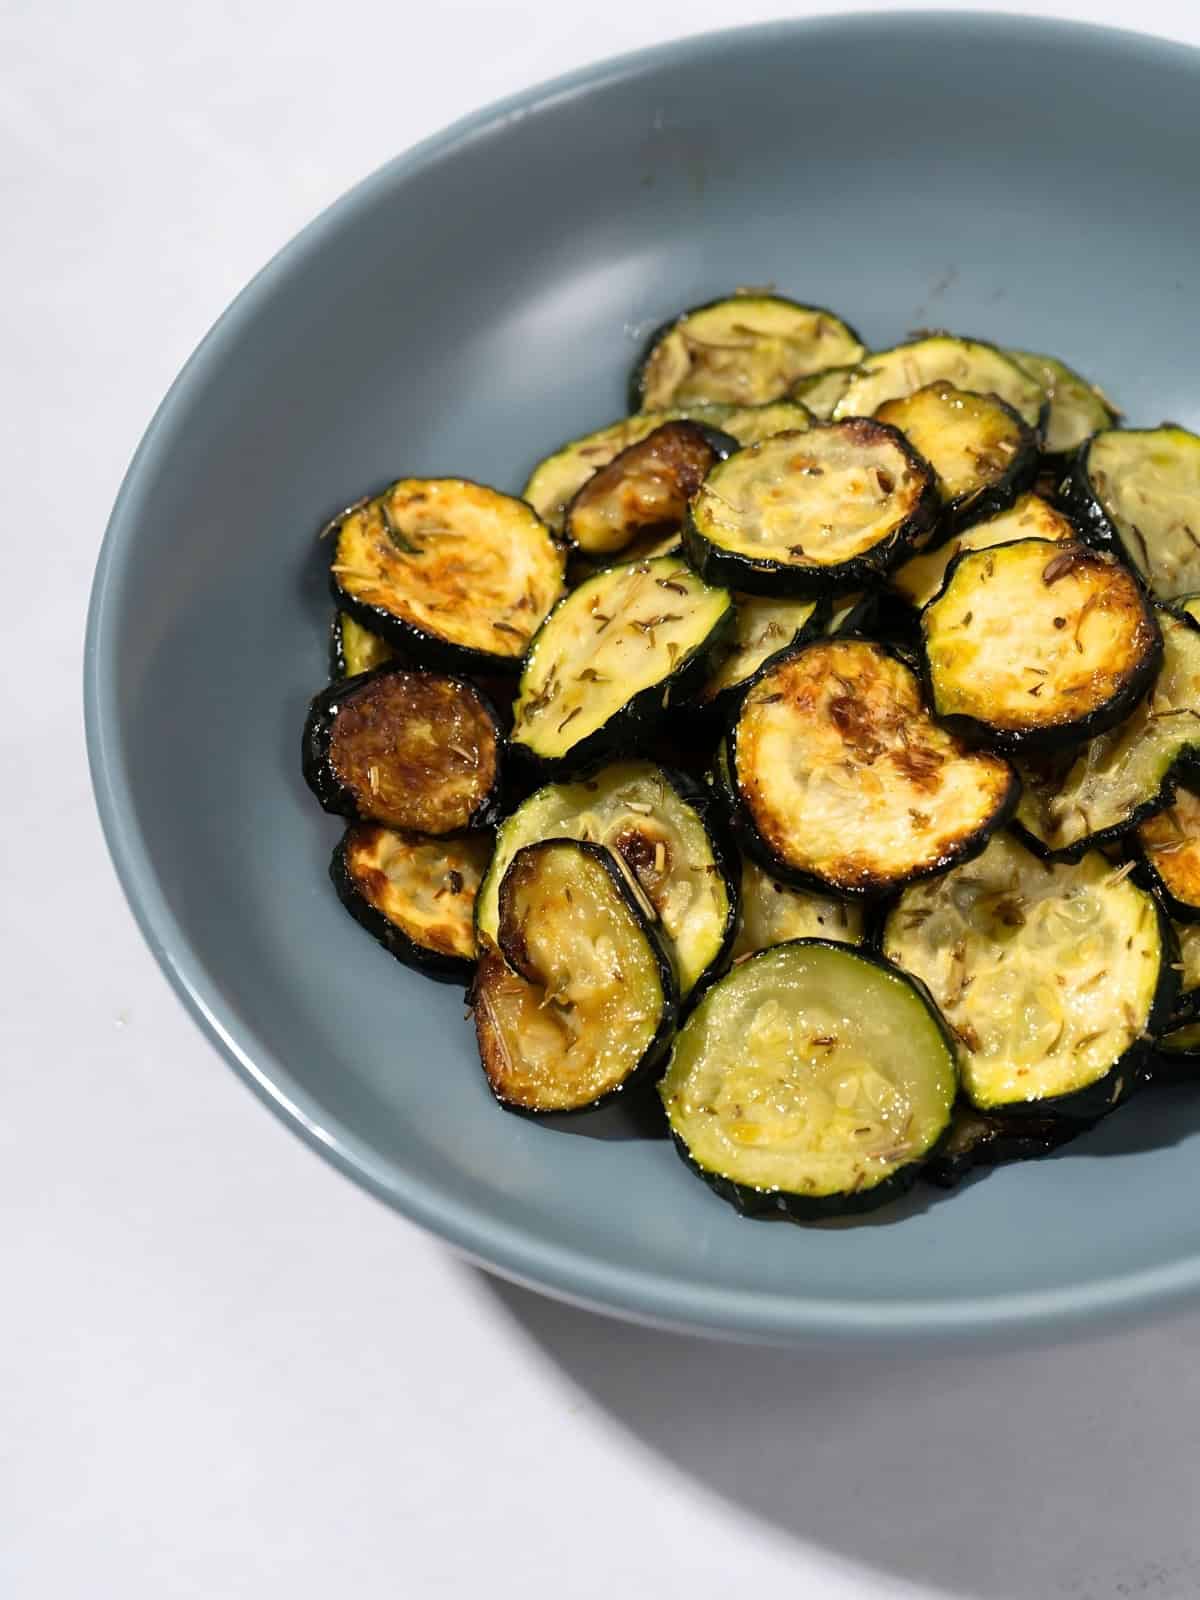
[6,2,1200,1594]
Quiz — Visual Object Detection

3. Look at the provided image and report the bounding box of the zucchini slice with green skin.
[825,589,878,635]
[832,336,1047,432]
[696,593,828,722]
[874,381,1039,534]
[921,539,1161,752]
[890,492,1074,611]
[522,402,810,536]
[1137,786,1200,921]
[685,420,939,597]
[302,667,503,834]
[1154,1020,1200,1075]
[660,940,957,1220]
[730,857,865,962]
[563,420,735,557]
[728,638,1016,895]
[1174,592,1200,627]
[1005,349,1119,461]
[632,294,865,411]
[331,478,565,673]
[329,611,395,679]
[789,364,859,420]
[883,832,1173,1118]
[922,1104,1092,1189]
[330,824,489,983]
[1061,426,1200,600]
[475,760,735,997]
[510,556,732,769]
[1009,608,1200,859]
[472,839,677,1113]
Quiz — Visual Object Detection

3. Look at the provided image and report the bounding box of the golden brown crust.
[566,422,721,556]
[328,672,498,834]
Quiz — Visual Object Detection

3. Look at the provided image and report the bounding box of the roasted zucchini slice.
[874,381,1039,533]
[727,639,1016,895]
[730,858,864,961]
[660,941,957,1219]
[883,832,1171,1118]
[684,420,938,597]
[1137,785,1200,920]
[1155,1020,1200,1073]
[789,364,859,420]
[632,294,865,410]
[329,611,395,679]
[832,336,1047,432]
[475,761,735,996]
[330,825,489,982]
[472,839,677,1112]
[922,539,1161,751]
[330,478,564,673]
[522,403,810,536]
[890,492,1074,611]
[1175,593,1200,627]
[563,420,734,557]
[1008,608,1200,858]
[302,667,503,833]
[922,1105,1092,1189]
[510,556,732,768]
[1005,349,1118,460]
[825,589,878,635]
[696,594,826,721]
[1061,426,1200,600]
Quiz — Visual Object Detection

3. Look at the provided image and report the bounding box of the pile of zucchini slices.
[301,289,1200,1221]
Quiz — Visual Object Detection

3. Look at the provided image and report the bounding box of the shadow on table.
[478,1268,1200,1599]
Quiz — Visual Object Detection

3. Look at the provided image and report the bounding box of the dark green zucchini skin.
[1010,770,1178,866]
[328,830,477,985]
[682,422,939,599]
[1134,842,1200,925]
[667,943,958,1219]
[478,838,680,1115]
[921,1107,1093,1189]
[512,604,734,779]
[627,294,865,412]
[301,665,505,828]
[918,545,1164,756]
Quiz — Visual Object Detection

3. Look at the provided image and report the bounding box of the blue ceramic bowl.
[86,15,1200,1344]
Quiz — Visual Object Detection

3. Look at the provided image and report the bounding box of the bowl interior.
[88,14,1200,1341]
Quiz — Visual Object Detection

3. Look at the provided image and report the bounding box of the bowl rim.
[85,10,1200,1345]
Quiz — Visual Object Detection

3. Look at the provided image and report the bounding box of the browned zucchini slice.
[729,858,864,961]
[331,825,489,982]
[832,335,1046,431]
[890,492,1074,610]
[302,667,502,833]
[883,833,1172,1118]
[922,539,1161,751]
[472,839,677,1112]
[727,639,1016,895]
[685,420,938,596]
[563,420,732,557]
[1138,786,1200,921]
[330,478,564,673]
[874,380,1038,533]
[475,761,735,997]
[632,294,865,410]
